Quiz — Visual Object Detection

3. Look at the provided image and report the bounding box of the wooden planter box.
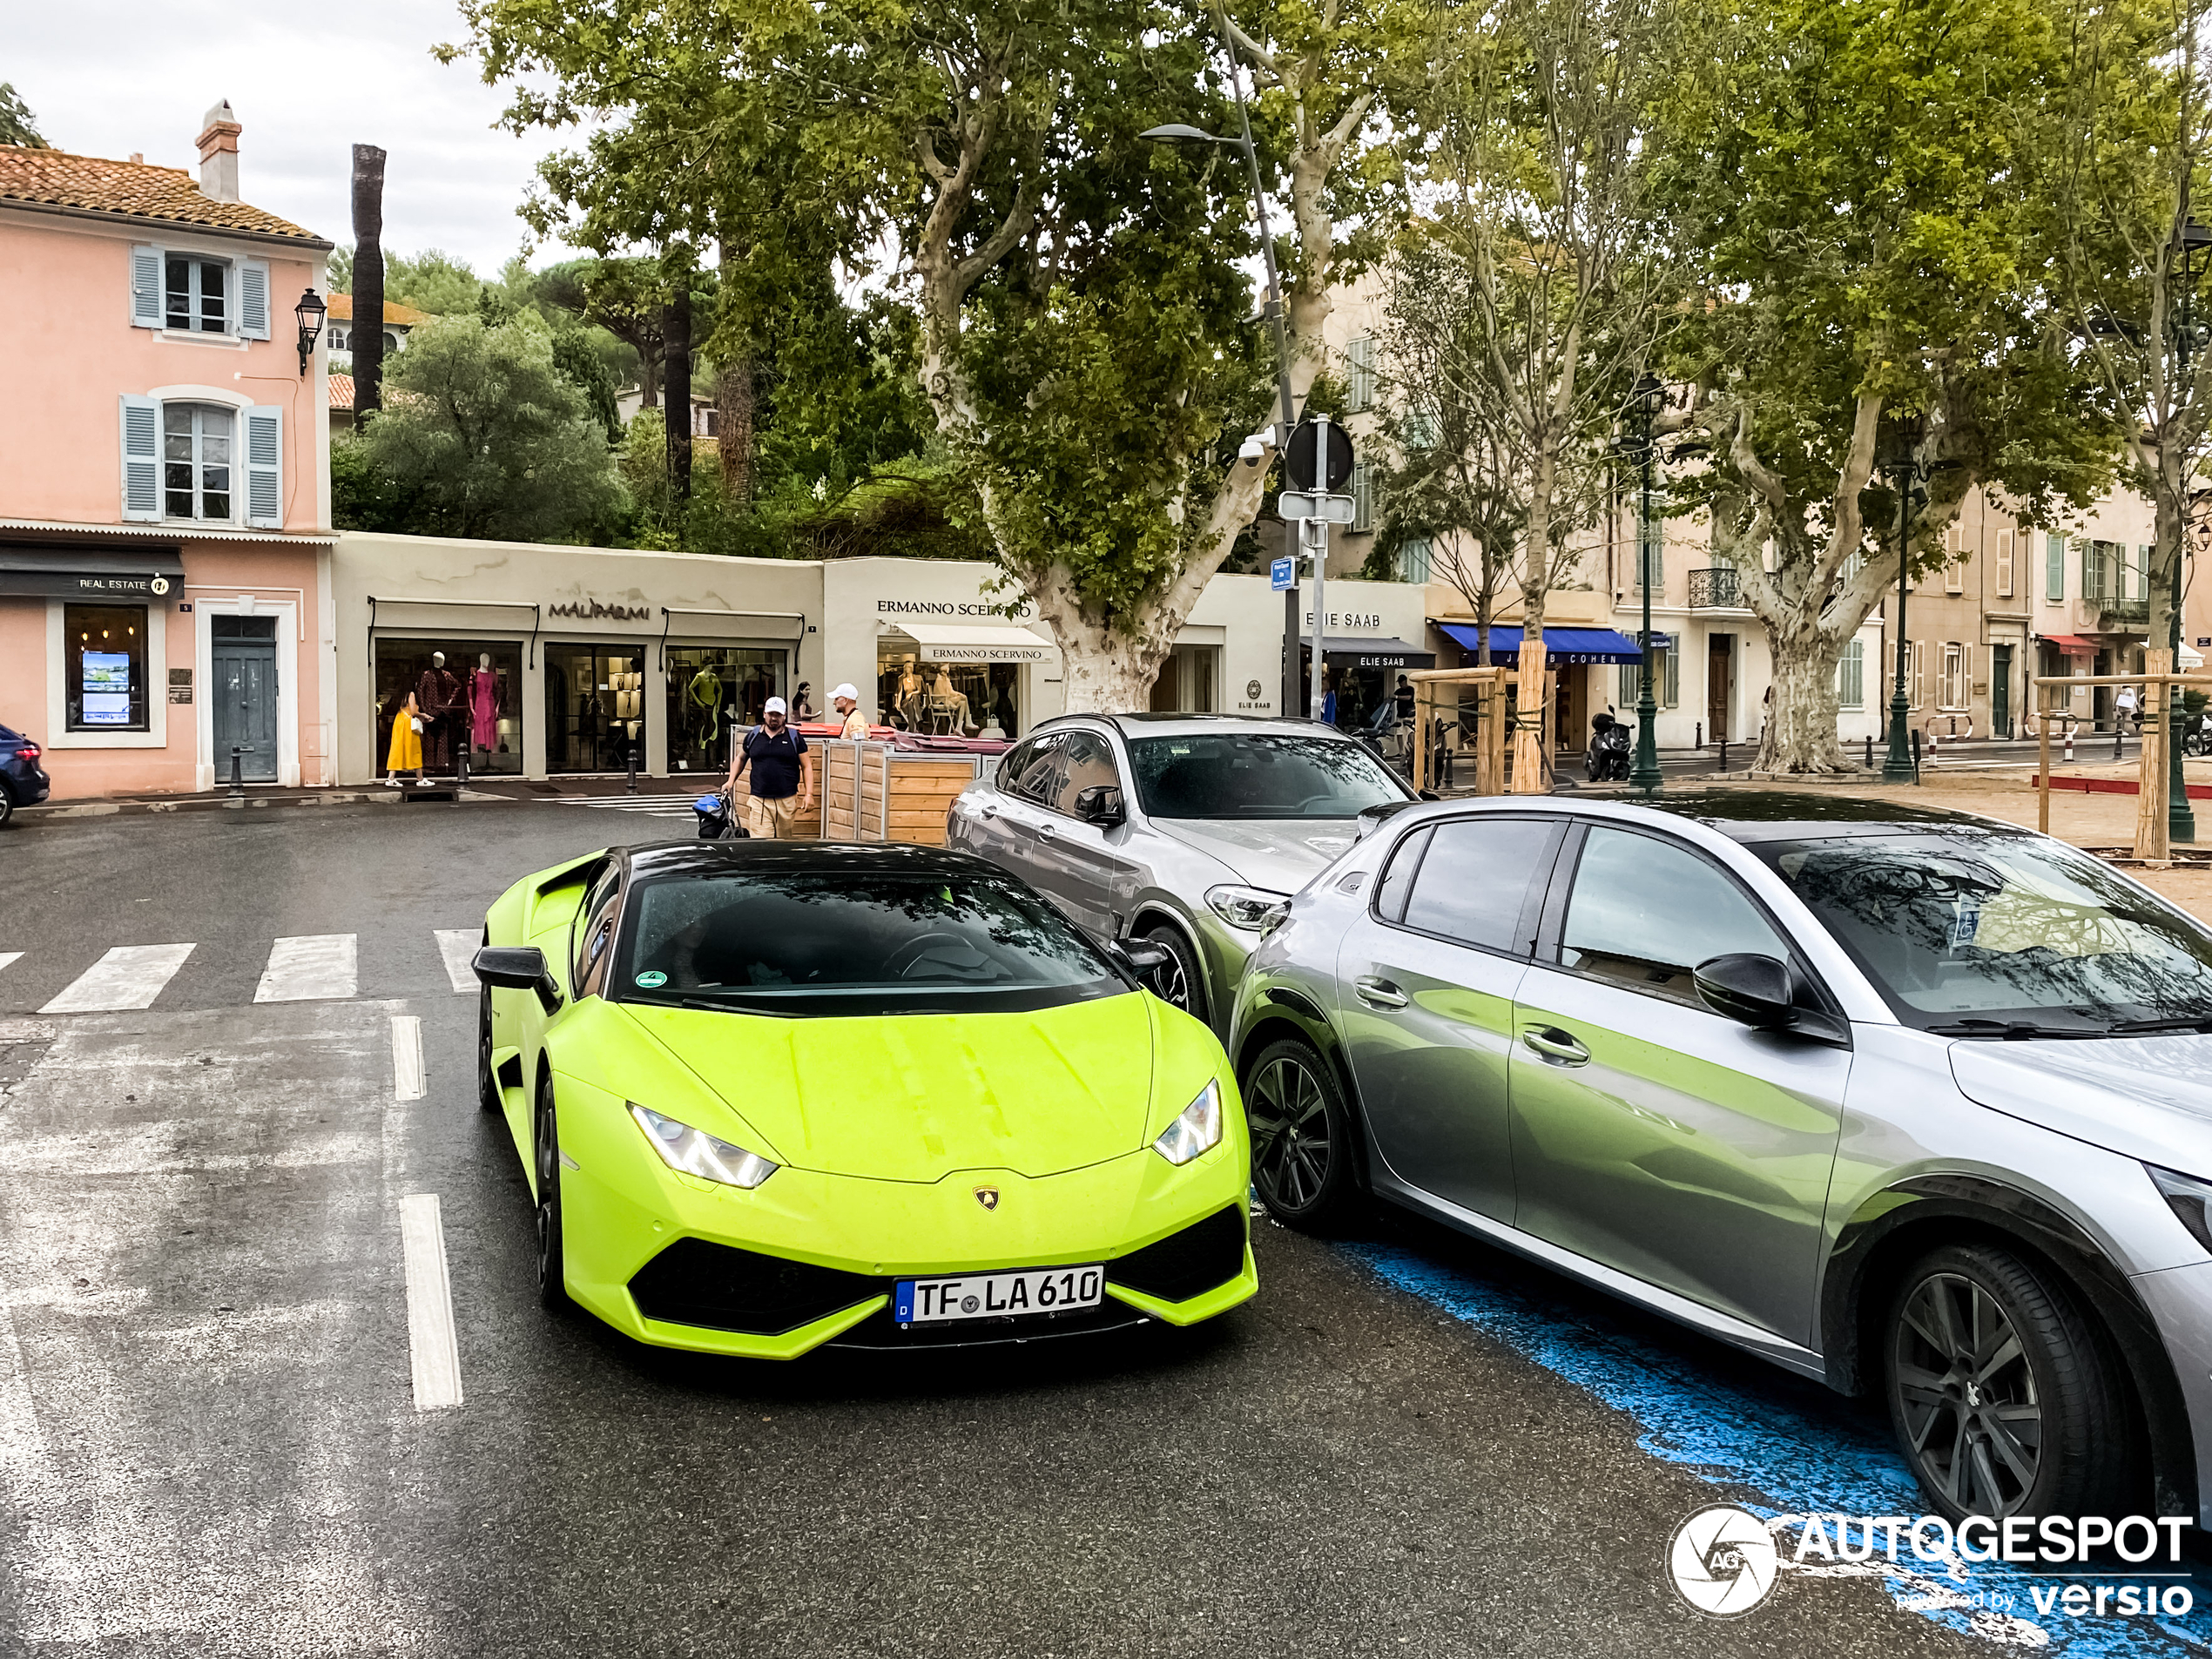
[816,741,990,846]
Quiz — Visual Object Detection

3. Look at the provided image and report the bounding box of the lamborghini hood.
[622,990,1161,1182]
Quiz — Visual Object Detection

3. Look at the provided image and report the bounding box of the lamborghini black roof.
[621,840,1004,880]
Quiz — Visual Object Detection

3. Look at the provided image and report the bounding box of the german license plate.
[894,1264,1104,1325]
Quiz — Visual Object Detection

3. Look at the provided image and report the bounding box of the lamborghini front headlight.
[630,1103,779,1190]
[1152,1079,1224,1165]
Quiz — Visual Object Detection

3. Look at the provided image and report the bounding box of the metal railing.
[1687,567,1741,608]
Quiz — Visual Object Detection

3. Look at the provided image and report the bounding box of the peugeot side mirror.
[474,945,563,1014]
[1076,784,1127,828]
[1692,953,1798,1029]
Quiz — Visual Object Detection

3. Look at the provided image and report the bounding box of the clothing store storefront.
[334,535,816,785]
[822,560,1062,740]
[0,532,335,799]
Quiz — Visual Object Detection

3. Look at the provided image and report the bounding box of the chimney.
[195,99,240,203]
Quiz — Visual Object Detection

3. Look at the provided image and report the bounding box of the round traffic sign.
[1285,419,1354,493]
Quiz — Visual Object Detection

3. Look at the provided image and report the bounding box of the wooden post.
[2139,651,2173,862]
[2038,715,2051,835]
[1510,637,1548,793]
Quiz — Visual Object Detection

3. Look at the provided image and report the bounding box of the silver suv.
[1232,791,2212,1526]
[947,715,1416,1032]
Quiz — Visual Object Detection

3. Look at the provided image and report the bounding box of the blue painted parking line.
[1345,1240,2212,1655]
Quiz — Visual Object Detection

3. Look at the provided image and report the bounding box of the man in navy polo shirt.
[728,695,813,837]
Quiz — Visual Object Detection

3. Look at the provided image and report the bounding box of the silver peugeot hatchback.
[947,714,1416,1033]
[1231,789,2212,1526]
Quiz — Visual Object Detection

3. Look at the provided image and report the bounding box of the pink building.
[0,102,334,798]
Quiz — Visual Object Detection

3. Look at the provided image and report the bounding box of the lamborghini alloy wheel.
[534,1074,569,1311]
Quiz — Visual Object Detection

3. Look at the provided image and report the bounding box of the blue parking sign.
[1271,556,1296,591]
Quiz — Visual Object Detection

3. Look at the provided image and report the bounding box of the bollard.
[456,742,470,790]
[1718,738,1730,776]
[1912,727,1923,781]
[2064,727,2074,765]
[2114,720,2125,761]
[227,745,246,799]
[626,737,638,795]
[1696,721,1704,748]
[1865,733,1873,770]
[1927,729,1939,768]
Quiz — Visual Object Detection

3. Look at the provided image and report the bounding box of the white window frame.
[1352,462,1373,532]
[130,241,269,342]
[1835,637,1865,709]
[1345,336,1375,412]
[1940,642,1968,710]
[125,385,283,529]
[1397,536,1432,585]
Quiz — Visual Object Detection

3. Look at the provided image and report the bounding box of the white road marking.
[39,944,193,1013]
[433,930,478,995]
[254,934,358,1003]
[399,1193,463,1411]
[0,952,21,975]
[390,1015,425,1102]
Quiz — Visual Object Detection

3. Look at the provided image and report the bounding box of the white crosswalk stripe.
[0,953,20,976]
[255,934,359,1003]
[552,792,711,819]
[40,944,194,1014]
[434,930,479,995]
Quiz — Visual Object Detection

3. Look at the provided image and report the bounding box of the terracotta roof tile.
[327,293,430,326]
[0,143,326,244]
[328,373,354,410]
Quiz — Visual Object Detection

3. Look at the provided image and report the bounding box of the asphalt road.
[0,798,2203,1657]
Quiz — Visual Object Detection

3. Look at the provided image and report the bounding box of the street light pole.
[1881,431,1919,783]
[1143,8,1302,718]
[1628,373,1665,792]
[2168,215,2208,842]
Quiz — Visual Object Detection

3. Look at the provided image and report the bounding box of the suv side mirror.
[1112,937,1173,991]
[474,945,563,1014]
[1075,784,1127,828]
[1692,953,1797,1029]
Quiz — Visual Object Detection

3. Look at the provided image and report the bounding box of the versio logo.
[1669,1505,1780,1617]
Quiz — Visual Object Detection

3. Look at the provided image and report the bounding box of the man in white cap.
[727,695,813,838]
[830,682,868,741]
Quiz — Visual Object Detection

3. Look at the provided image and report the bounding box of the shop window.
[544,644,645,774]
[1835,637,1865,709]
[879,645,1022,738]
[374,637,523,778]
[1148,644,1221,714]
[64,604,150,733]
[666,646,784,773]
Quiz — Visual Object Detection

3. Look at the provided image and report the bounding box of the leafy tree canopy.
[0,82,46,148]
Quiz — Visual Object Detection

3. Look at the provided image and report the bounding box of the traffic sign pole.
[1311,415,1330,723]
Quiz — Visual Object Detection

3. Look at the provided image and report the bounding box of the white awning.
[881,619,1060,664]
[2183,644,2206,670]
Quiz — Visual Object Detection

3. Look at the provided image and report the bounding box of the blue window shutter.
[2047,533,2064,601]
[244,406,283,527]
[239,261,271,340]
[120,395,160,520]
[130,246,162,328]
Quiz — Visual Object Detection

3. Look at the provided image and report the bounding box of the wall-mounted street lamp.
[293,287,327,376]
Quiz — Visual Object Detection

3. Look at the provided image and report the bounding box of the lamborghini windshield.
[616,869,1126,1017]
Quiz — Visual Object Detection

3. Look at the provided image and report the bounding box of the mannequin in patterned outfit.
[416,652,464,773]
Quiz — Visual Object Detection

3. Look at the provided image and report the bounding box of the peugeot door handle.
[1521,1025,1590,1066]
[1037,821,1057,840]
[980,802,997,818]
[1354,976,1407,1010]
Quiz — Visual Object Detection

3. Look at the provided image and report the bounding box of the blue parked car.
[0,724,50,826]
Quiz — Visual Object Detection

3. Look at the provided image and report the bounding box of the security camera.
[1238,437,1267,462]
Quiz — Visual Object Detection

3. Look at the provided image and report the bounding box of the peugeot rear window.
[616,870,1128,1017]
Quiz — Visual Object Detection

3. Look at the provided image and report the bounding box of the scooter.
[1587,710,1632,783]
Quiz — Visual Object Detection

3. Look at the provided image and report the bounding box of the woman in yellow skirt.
[385,689,422,784]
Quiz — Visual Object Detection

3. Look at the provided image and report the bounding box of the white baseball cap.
[764,696,788,715]
[831,683,860,704]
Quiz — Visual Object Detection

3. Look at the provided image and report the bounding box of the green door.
[211,616,279,782]
[1991,644,2013,738]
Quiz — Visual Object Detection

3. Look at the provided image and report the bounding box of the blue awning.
[1435,623,1649,666]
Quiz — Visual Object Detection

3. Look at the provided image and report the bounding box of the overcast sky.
[5,0,583,275]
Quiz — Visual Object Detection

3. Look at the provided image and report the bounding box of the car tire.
[0,783,13,828]
[1143,923,1208,1025]
[476,976,501,1115]
[533,1075,570,1312]
[1882,1241,2128,1523]
[1243,1037,1358,1230]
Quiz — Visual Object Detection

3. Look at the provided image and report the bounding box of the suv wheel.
[1243,1037,1356,1229]
[1883,1242,2127,1521]
[1143,924,1207,1024]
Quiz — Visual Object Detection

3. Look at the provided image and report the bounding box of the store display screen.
[81,651,132,725]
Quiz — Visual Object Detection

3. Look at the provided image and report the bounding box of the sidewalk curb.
[17,786,513,821]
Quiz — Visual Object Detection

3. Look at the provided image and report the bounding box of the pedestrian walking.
[383,689,422,786]
[2117,682,2141,736]
[1393,673,1416,723]
[728,695,814,838]
[830,682,868,741]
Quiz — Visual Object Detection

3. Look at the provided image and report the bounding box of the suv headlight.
[1208,885,1291,932]
[631,1103,779,1189]
[2149,1163,2212,1254]
[1153,1080,1224,1165]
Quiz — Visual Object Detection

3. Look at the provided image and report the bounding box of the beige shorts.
[745,793,803,838]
